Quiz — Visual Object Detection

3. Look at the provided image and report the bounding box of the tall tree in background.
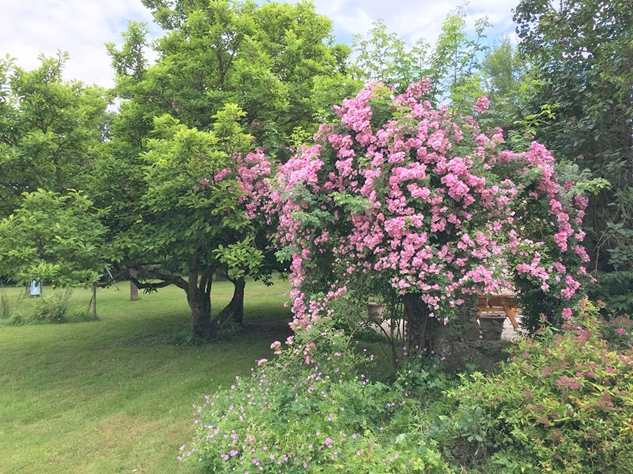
[351,20,429,92]
[108,0,357,154]
[351,6,491,114]
[428,6,490,113]
[514,0,633,312]
[0,53,108,216]
[96,0,358,336]
[479,37,530,129]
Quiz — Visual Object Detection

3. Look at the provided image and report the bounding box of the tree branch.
[129,267,188,291]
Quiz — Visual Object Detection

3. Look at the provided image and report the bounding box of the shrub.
[30,289,73,324]
[598,307,633,351]
[184,299,450,473]
[272,80,592,348]
[438,300,633,473]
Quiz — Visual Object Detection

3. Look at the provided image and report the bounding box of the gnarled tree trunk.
[127,250,249,340]
[216,276,246,326]
[403,293,439,353]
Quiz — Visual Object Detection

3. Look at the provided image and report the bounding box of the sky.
[0,0,520,89]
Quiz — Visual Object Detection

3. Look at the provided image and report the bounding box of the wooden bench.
[477,295,520,329]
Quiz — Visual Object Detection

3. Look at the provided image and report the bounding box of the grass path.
[0,278,292,473]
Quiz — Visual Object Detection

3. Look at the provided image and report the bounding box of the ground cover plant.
[0,277,292,473]
[185,292,450,473]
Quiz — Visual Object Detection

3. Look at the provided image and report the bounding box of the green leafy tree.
[351,20,430,92]
[96,0,357,336]
[350,6,491,113]
[107,0,357,154]
[429,6,490,112]
[478,37,531,128]
[0,53,109,216]
[105,105,271,338]
[0,189,106,287]
[514,0,633,312]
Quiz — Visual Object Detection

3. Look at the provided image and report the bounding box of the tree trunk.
[189,294,212,339]
[92,283,97,319]
[403,293,439,353]
[189,263,214,339]
[216,276,246,326]
[130,268,139,301]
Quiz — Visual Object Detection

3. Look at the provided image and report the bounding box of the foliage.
[394,347,457,399]
[185,291,449,473]
[514,0,633,312]
[351,20,429,93]
[439,300,633,472]
[271,80,592,344]
[0,189,106,287]
[351,7,492,114]
[109,0,358,155]
[184,281,630,474]
[429,6,490,113]
[0,52,108,217]
[477,36,534,135]
[598,307,633,351]
[30,288,74,324]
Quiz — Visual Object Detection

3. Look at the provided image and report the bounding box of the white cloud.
[0,0,519,89]
[0,0,157,88]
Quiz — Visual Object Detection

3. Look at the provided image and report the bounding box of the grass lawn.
[0,277,293,473]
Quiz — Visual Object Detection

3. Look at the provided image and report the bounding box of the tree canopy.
[514,0,633,312]
[0,53,108,216]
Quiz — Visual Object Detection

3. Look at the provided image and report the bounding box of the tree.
[0,189,106,287]
[272,81,592,346]
[429,6,490,113]
[107,0,358,155]
[97,0,358,337]
[479,37,531,124]
[351,20,430,93]
[0,53,109,217]
[350,7,491,114]
[106,106,270,337]
[514,0,633,312]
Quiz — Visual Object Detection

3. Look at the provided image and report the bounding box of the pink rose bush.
[271,80,591,336]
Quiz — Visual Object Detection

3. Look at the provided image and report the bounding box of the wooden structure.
[477,294,520,329]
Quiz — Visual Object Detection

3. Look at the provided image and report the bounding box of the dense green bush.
[184,308,449,473]
[438,300,633,473]
[30,289,73,324]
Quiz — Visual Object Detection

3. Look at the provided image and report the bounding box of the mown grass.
[0,277,293,473]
